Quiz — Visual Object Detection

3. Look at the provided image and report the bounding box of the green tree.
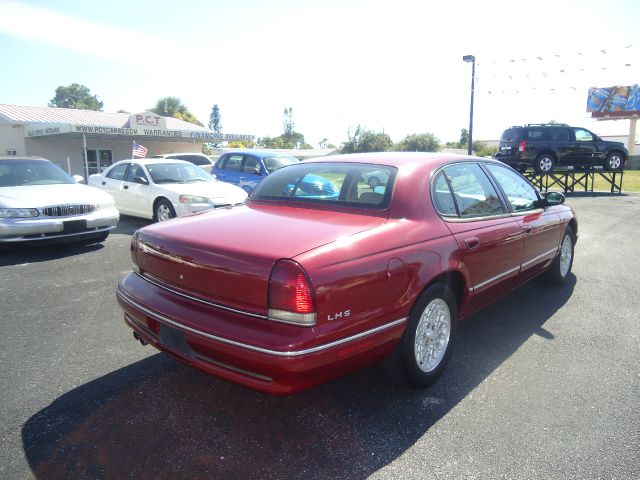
[459,128,469,147]
[48,83,103,110]
[395,133,440,152]
[258,131,308,149]
[208,104,222,148]
[341,125,393,153]
[472,141,498,157]
[149,97,203,126]
[227,139,256,148]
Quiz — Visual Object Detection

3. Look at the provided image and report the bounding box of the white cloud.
[0,1,187,65]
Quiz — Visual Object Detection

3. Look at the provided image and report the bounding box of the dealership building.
[0,104,254,178]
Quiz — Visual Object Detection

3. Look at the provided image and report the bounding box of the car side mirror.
[72,175,86,184]
[543,191,565,206]
[133,176,149,185]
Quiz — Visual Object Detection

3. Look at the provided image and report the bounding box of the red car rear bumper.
[117,273,407,395]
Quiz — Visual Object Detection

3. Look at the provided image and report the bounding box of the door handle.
[101,181,106,185]
[464,237,480,250]
[523,225,532,234]
[124,185,129,190]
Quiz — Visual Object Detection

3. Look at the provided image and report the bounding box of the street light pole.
[463,55,475,155]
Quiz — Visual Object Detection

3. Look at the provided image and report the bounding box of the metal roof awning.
[0,104,254,143]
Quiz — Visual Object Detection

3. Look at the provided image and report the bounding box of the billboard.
[587,85,640,118]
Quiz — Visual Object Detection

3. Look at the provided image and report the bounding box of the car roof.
[0,156,49,161]
[153,153,210,157]
[220,150,298,159]
[298,152,489,170]
[111,158,194,166]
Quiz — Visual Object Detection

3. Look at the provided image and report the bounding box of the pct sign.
[130,112,167,129]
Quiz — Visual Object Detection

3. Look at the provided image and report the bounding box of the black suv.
[494,124,627,174]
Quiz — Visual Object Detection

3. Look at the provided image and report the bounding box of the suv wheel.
[534,153,556,174]
[604,152,624,171]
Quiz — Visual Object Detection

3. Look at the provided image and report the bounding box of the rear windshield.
[250,162,396,208]
[175,155,210,166]
[500,128,519,142]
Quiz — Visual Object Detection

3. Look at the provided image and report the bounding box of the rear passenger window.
[106,163,128,180]
[442,164,505,219]
[432,172,457,216]
[223,155,242,171]
[527,128,545,140]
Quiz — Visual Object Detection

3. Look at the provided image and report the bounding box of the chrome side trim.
[444,213,513,223]
[140,272,268,320]
[521,247,559,270]
[117,288,407,357]
[510,209,544,217]
[470,266,520,292]
[469,246,561,292]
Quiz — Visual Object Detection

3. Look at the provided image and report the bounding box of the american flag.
[132,141,148,158]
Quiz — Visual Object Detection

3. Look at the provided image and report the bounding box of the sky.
[0,0,639,147]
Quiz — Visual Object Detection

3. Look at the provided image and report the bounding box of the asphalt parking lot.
[1,194,638,480]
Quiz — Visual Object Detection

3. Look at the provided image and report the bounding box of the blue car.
[213,151,299,193]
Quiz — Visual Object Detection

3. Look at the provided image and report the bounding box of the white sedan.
[0,156,119,245]
[89,158,248,221]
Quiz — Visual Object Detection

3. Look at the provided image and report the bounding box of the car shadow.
[0,242,105,267]
[112,215,153,235]
[22,276,576,479]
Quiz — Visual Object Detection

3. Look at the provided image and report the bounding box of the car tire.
[394,283,457,388]
[154,198,176,222]
[534,153,556,174]
[604,152,624,171]
[368,176,381,189]
[544,225,575,285]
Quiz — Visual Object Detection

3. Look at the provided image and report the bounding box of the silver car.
[0,156,119,245]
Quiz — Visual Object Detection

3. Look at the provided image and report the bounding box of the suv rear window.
[500,128,519,142]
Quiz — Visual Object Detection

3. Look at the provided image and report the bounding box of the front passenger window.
[125,164,148,183]
[485,164,538,212]
[574,128,594,142]
[242,156,262,175]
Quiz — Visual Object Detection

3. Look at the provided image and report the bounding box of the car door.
[122,163,154,218]
[436,163,524,314]
[547,127,574,166]
[100,163,131,213]
[238,155,265,192]
[484,163,562,281]
[214,154,243,186]
[570,128,602,167]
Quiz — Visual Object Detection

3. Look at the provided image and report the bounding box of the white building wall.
[0,124,27,155]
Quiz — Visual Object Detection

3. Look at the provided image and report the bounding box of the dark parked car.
[213,150,298,192]
[117,153,577,395]
[494,123,627,174]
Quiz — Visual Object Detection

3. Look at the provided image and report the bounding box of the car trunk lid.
[134,203,387,313]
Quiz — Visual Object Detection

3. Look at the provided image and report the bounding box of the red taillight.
[519,140,526,152]
[268,260,316,326]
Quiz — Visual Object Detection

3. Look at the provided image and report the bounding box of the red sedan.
[117,153,577,395]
